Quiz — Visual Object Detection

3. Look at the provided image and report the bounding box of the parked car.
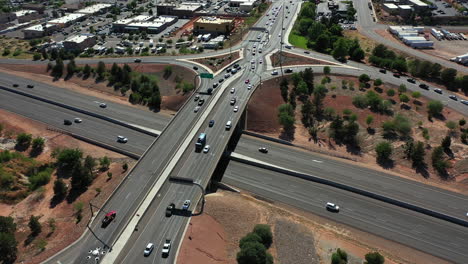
[144,243,154,256]
[182,200,191,210]
[165,203,175,217]
[258,147,268,153]
[326,202,340,212]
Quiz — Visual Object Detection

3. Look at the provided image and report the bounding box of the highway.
[223,160,468,264]
[0,0,463,263]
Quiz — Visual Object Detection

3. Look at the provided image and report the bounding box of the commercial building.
[23,23,58,39]
[112,15,177,33]
[0,12,17,23]
[76,3,112,15]
[202,35,225,49]
[63,33,97,51]
[48,13,86,28]
[383,3,399,15]
[193,17,235,36]
[398,5,412,17]
[157,2,202,17]
[22,3,46,14]
[15,9,42,23]
[406,0,429,10]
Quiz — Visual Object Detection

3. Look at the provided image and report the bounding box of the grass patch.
[288,33,308,49]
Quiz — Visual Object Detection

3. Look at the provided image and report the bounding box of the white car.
[234,106,239,112]
[117,136,128,143]
[326,202,340,212]
[247,84,252,90]
[162,240,171,258]
[99,103,107,108]
[74,118,82,123]
[144,243,154,256]
[194,106,201,112]
[271,70,278,75]
[182,200,191,210]
[230,88,235,94]
[203,145,210,153]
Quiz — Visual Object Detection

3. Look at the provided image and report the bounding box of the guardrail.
[230,155,468,228]
[0,85,159,137]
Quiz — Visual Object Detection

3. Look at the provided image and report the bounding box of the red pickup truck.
[102,211,116,226]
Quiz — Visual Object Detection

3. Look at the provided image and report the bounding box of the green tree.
[236,242,272,264]
[279,78,289,102]
[411,91,421,98]
[312,84,327,117]
[399,94,410,103]
[430,63,442,78]
[323,66,331,75]
[99,156,111,171]
[441,135,451,150]
[386,89,395,97]
[366,115,374,128]
[32,137,45,153]
[163,66,173,78]
[83,155,96,174]
[66,59,77,77]
[55,148,83,172]
[239,232,262,249]
[28,215,42,236]
[253,224,273,249]
[365,251,385,264]
[53,178,67,200]
[375,141,393,163]
[16,133,32,149]
[83,64,91,77]
[398,84,407,94]
[374,79,382,87]
[96,61,106,80]
[427,100,444,117]
[33,53,41,61]
[331,248,348,264]
[71,163,93,191]
[431,146,449,176]
[51,58,64,79]
[122,163,128,171]
[0,216,16,234]
[440,68,457,87]
[359,74,370,83]
[350,48,365,61]
[459,119,466,127]
[296,80,308,96]
[301,100,314,127]
[315,34,330,52]
[411,141,426,167]
[278,104,295,130]
[332,38,348,61]
[0,232,18,264]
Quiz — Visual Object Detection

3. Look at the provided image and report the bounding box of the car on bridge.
[182,200,191,210]
[162,239,171,258]
[144,243,154,256]
[203,145,210,153]
[166,203,175,217]
[117,136,128,143]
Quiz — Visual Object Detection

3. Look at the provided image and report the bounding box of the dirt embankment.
[246,74,468,194]
[191,51,241,72]
[270,51,339,67]
[0,110,135,264]
[177,191,442,264]
[0,62,197,114]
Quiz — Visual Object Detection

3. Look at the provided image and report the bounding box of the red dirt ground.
[0,110,134,264]
[246,74,468,194]
[270,51,339,67]
[177,191,443,264]
[0,62,197,113]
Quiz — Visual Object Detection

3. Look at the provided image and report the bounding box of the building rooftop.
[196,17,234,24]
[15,10,37,17]
[65,34,95,43]
[398,5,412,9]
[408,0,428,7]
[76,3,112,14]
[49,13,86,24]
[153,16,177,23]
[127,21,165,28]
[132,15,153,21]
[174,3,202,11]
[114,18,134,25]
[384,3,399,9]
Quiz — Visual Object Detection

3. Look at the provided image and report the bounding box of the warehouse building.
[397,5,412,17]
[193,17,235,36]
[48,13,86,28]
[383,3,399,15]
[230,0,257,11]
[112,15,177,33]
[63,33,97,51]
[15,9,43,23]
[406,0,429,10]
[23,23,58,39]
[156,2,202,17]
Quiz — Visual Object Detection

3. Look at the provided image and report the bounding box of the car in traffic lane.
[326,202,340,212]
[144,243,154,256]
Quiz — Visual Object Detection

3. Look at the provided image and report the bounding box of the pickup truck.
[102,211,116,226]
[162,239,171,257]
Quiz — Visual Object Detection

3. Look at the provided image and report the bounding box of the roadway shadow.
[279,126,295,142]
[414,163,430,178]
[377,158,394,169]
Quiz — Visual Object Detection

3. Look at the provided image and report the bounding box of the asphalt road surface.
[223,160,468,264]
[234,135,468,220]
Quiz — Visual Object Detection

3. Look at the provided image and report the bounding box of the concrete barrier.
[0,85,159,137]
[230,155,468,228]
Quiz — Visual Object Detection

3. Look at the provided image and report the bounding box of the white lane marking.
[312,160,323,163]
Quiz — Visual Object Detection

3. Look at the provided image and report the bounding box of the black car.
[379,69,386,74]
[64,119,72,125]
[419,83,429,90]
[213,83,219,88]
[209,120,215,127]
[285,69,293,73]
[304,51,310,54]
[27,84,34,88]
[407,78,416,83]
[448,95,457,101]
[134,59,141,63]
[233,64,240,69]
[165,203,175,217]
[12,83,19,87]
[393,73,400,78]
[218,78,224,83]
[193,66,198,70]
[198,99,205,106]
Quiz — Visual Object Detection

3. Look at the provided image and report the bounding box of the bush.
[375,141,393,162]
[411,91,421,98]
[427,100,444,116]
[332,248,348,264]
[365,251,385,264]
[53,178,67,200]
[16,133,32,149]
[399,93,409,103]
[359,74,370,83]
[33,53,41,61]
[29,167,53,190]
[32,137,45,153]
[236,242,271,264]
[239,232,262,249]
[99,156,110,171]
[445,121,457,130]
[28,215,42,236]
[386,89,395,97]
[252,224,273,248]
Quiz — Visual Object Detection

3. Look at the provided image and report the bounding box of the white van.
[225,121,232,130]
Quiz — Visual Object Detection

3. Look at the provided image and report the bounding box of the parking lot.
[428,0,459,17]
